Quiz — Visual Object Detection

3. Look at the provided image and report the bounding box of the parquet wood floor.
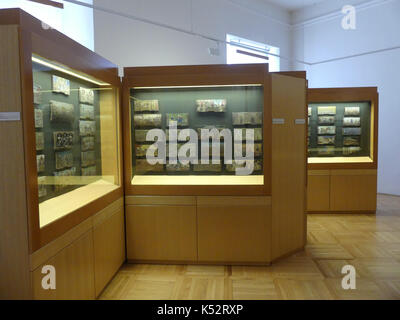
[100,194,400,300]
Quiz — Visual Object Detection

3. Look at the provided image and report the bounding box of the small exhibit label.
[295,119,306,125]
[272,118,285,125]
[0,112,20,121]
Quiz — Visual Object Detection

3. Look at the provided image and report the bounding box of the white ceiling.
[265,0,329,11]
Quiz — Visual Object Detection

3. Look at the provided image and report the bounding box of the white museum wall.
[0,0,94,50]
[93,0,292,73]
[292,0,400,195]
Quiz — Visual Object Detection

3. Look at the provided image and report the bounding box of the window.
[226,34,280,72]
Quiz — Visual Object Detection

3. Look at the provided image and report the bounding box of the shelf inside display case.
[130,84,265,186]
[307,101,374,164]
[32,55,121,228]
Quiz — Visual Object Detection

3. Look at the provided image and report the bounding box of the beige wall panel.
[126,205,197,261]
[271,74,307,260]
[0,25,32,299]
[307,174,330,212]
[93,208,126,297]
[32,231,95,300]
[197,204,271,263]
[330,173,377,212]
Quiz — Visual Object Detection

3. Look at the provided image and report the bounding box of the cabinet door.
[330,170,377,212]
[93,207,125,297]
[32,230,95,300]
[197,197,271,263]
[126,205,197,261]
[307,171,330,212]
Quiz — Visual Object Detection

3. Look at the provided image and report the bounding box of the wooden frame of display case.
[307,87,379,213]
[123,64,272,196]
[122,67,308,265]
[0,9,125,299]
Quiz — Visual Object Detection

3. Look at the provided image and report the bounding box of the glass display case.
[308,102,371,159]
[32,55,121,228]
[123,65,271,195]
[307,88,378,168]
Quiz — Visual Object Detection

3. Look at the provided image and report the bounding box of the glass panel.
[308,101,373,163]
[130,85,264,186]
[32,55,120,228]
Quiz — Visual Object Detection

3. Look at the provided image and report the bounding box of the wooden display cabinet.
[0,9,125,299]
[123,66,308,264]
[307,87,379,213]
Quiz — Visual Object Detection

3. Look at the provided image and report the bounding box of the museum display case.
[0,9,125,299]
[124,66,270,196]
[307,87,379,213]
[123,66,308,264]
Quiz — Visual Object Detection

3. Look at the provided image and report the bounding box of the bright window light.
[226,34,280,72]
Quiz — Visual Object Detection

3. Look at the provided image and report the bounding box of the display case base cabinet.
[307,171,330,212]
[197,197,271,263]
[30,198,125,300]
[307,170,377,213]
[125,196,273,264]
[126,204,197,262]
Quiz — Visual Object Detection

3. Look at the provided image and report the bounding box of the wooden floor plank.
[100,194,400,300]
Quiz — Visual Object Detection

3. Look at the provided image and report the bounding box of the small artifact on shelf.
[317,146,335,156]
[166,113,189,127]
[193,163,222,172]
[80,104,95,120]
[81,151,96,167]
[82,166,97,176]
[233,128,263,142]
[134,114,162,128]
[134,99,159,112]
[135,129,151,142]
[53,131,74,150]
[55,151,74,170]
[232,112,263,125]
[79,87,94,105]
[36,154,45,173]
[344,106,360,116]
[34,109,43,128]
[317,136,336,145]
[197,126,229,141]
[52,75,70,96]
[135,159,164,173]
[54,167,76,192]
[38,176,47,198]
[50,100,74,123]
[225,159,262,172]
[318,116,335,125]
[343,146,361,156]
[167,143,197,160]
[317,106,336,115]
[343,117,361,127]
[81,136,95,151]
[234,143,263,157]
[343,136,360,146]
[196,99,227,112]
[343,127,361,136]
[36,132,44,151]
[200,143,225,157]
[317,126,336,135]
[166,129,191,141]
[135,144,159,157]
[166,162,190,172]
[79,120,96,136]
[33,84,42,105]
